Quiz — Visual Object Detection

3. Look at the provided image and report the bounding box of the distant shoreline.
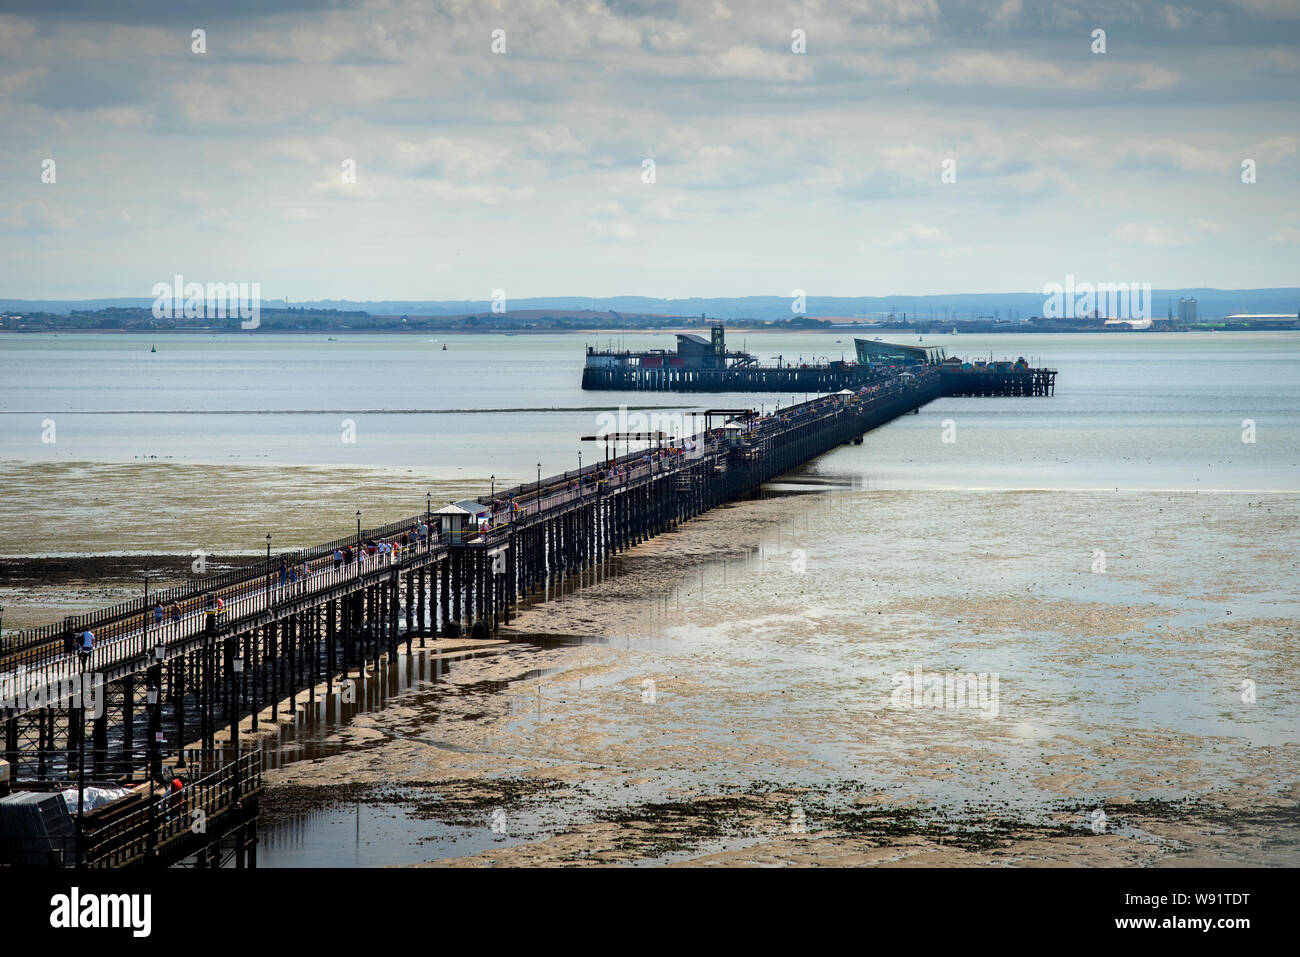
[2,325,1297,336]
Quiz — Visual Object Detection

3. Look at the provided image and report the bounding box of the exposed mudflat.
[254,486,1299,867]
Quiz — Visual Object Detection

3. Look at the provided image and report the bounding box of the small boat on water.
[150,344,156,353]
[442,343,448,350]
[326,336,338,342]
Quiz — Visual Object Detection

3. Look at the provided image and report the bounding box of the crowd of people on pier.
[72,521,450,653]
[42,389,908,672]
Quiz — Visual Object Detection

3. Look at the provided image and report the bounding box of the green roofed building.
[854,338,946,366]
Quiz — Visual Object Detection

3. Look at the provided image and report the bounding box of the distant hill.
[2,289,1297,322]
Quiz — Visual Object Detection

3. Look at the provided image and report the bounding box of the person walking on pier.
[154,602,164,629]
[78,628,94,670]
[278,558,288,598]
[287,562,298,596]
[334,547,343,572]
[166,776,185,824]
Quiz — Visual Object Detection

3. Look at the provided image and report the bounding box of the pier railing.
[81,749,260,868]
[0,511,445,656]
[0,749,260,868]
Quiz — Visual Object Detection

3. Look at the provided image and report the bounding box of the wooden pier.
[581,362,888,393]
[582,359,1056,396]
[581,327,1056,396]
[1,367,949,866]
[939,366,1056,396]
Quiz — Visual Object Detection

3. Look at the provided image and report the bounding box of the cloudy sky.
[0,0,1296,301]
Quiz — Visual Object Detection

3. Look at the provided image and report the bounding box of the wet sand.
[253,486,1299,867]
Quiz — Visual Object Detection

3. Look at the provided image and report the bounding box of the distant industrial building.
[1178,297,1198,324]
[582,324,756,380]
[1222,310,1299,328]
[673,326,728,369]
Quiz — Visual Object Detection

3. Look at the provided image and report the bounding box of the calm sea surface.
[2,330,1297,490]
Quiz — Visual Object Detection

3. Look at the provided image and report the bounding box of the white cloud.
[0,0,1294,297]
[587,201,638,240]
[1110,223,1185,247]
[932,52,1103,91]
[1134,65,1180,91]
[1121,139,1227,173]
[0,67,44,98]
[1227,0,1300,18]
[990,0,1023,29]
[886,223,952,246]
[1162,5,1191,30]
[0,201,76,232]
[394,137,510,178]
[1263,48,1300,70]
[708,47,813,82]
[309,175,378,200]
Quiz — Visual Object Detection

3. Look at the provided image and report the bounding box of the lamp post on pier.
[356,510,361,546]
[536,462,541,504]
[146,681,160,782]
[230,652,243,753]
[145,651,166,857]
[265,533,271,610]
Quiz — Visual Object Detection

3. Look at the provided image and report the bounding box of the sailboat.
[150,344,156,353]
[442,343,448,350]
